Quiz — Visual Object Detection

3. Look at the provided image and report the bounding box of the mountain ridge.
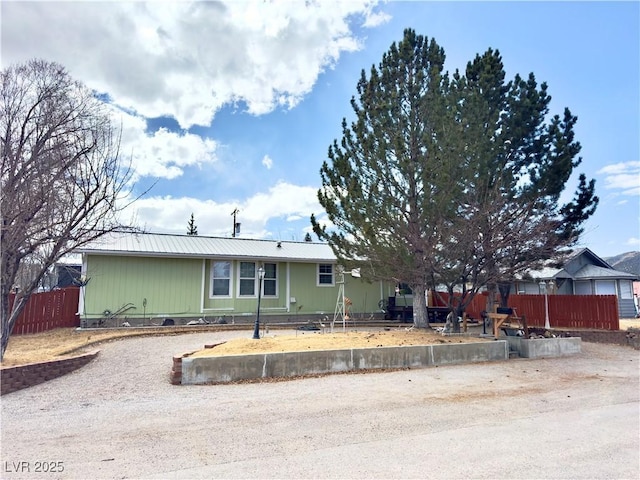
[604,251,640,277]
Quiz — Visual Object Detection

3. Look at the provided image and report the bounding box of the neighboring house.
[75,232,390,326]
[55,263,82,288]
[514,248,638,318]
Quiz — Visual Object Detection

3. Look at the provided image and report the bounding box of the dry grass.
[619,318,640,331]
[1,327,200,367]
[190,329,486,358]
[2,326,480,366]
[3,318,638,367]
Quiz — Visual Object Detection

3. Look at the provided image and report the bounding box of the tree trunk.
[413,287,429,329]
[0,294,27,360]
[486,281,498,314]
[451,304,464,333]
[498,282,511,308]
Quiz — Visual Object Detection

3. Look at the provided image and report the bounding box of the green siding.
[289,263,336,314]
[84,255,386,320]
[84,255,202,319]
[287,264,383,316]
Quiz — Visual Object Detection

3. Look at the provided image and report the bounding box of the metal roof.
[76,232,337,262]
[518,262,637,281]
[573,264,638,280]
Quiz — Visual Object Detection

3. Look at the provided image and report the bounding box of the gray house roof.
[573,264,637,280]
[518,248,638,282]
[76,232,337,263]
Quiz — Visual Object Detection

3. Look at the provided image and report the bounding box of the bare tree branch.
[1,59,141,359]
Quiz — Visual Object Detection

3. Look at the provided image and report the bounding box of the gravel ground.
[1,330,639,480]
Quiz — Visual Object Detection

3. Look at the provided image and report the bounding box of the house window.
[239,262,256,296]
[318,264,334,286]
[595,280,616,296]
[212,261,231,297]
[620,280,632,299]
[263,263,277,297]
[574,281,592,295]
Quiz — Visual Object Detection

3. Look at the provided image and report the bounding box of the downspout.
[78,254,87,325]
[200,259,206,314]
[286,262,291,313]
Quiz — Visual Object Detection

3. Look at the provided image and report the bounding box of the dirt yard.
[1,326,484,366]
[2,317,638,367]
[1,327,199,366]
[190,329,486,357]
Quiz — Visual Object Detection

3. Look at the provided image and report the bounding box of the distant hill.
[604,251,640,276]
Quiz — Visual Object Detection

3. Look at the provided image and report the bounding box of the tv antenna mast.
[231,208,241,237]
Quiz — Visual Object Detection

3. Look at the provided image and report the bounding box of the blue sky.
[2,1,638,258]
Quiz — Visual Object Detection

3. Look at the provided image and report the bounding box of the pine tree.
[311,29,598,329]
[187,213,198,236]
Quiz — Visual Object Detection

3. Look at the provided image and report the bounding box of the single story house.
[75,232,392,327]
[513,248,638,318]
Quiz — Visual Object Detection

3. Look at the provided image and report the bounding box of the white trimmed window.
[238,261,257,296]
[211,261,231,297]
[263,263,277,297]
[318,264,334,286]
[595,280,616,295]
[620,280,633,299]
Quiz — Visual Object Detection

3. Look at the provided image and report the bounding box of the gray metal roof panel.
[76,232,337,262]
[515,266,565,280]
[573,264,638,280]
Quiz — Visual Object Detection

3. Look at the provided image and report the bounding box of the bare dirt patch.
[620,318,640,330]
[190,329,487,357]
[1,327,214,367]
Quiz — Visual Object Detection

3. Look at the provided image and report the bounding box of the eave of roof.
[573,264,638,280]
[75,232,338,263]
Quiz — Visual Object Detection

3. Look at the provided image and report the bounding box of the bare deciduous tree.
[1,59,137,359]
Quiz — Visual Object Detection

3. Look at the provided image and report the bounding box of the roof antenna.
[231,208,240,237]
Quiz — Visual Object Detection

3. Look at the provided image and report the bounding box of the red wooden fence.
[509,294,619,331]
[8,287,81,335]
[432,292,619,331]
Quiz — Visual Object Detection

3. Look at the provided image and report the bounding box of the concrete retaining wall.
[179,341,509,385]
[506,337,582,358]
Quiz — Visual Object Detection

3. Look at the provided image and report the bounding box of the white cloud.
[597,161,640,196]
[262,154,273,170]
[627,237,640,247]
[361,7,391,27]
[110,107,218,180]
[244,181,320,226]
[122,181,320,237]
[2,0,388,128]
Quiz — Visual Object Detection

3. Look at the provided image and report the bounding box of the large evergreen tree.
[433,49,599,329]
[311,29,598,329]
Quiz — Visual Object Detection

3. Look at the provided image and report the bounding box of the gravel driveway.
[1,330,639,479]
